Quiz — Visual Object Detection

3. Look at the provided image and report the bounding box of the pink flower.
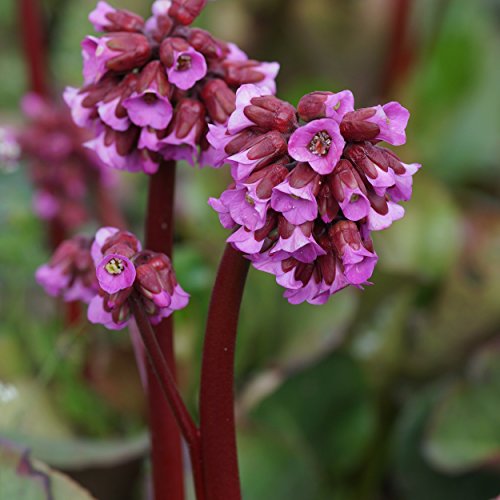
[297,90,354,123]
[271,163,320,225]
[366,102,410,146]
[330,221,378,285]
[96,253,136,294]
[329,159,370,222]
[288,118,345,175]
[161,39,207,90]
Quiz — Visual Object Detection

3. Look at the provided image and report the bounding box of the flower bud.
[168,0,208,25]
[201,79,236,124]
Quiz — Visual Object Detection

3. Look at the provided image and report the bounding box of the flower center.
[245,193,255,206]
[105,258,125,275]
[143,92,158,104]
[176,54,192,72]
[308,130,332,156]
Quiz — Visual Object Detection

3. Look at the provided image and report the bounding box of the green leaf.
[252,352,376,478]
[423,347,500,473]
[0,441,94,499]
[238,426,322,500]
[392,386,500,500]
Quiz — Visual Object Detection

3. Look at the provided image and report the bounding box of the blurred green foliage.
[1,0,500,499]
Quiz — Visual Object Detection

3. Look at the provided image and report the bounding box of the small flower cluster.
[36,235,98,303]
[209,85,421,304]
[65,0,279,174]
[36,227,189,329]
[0,127,20,173]
[18,93,109,230]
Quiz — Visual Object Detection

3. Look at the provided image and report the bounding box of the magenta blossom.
[288,119,345,175]
[67,0,279,174]
[208,86,419,304]
[88,227,189,330]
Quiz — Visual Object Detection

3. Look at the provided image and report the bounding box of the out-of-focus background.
[1,0,500,499]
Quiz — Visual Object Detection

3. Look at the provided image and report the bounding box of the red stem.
[144,162,185,500]
[381,0,415,98]
[129,295,205,500]
[19,0,49,97]
[199,244,250,500]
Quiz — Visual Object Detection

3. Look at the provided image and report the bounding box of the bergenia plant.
[34,1,420,499]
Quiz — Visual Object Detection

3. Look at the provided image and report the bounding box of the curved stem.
[199,244,250,500]
[129,296,205,500]
[144,162,185,500]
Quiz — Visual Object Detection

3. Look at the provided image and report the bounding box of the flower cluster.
[18,93,110,230]
[36,227,189,329]
[65,0,279,174]
[36,235,98,303]
[0,127,20,173]
[209,85,420,304]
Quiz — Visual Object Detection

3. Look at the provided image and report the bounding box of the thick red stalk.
[129,296,205,500]
[144,162,185,500]
[199,244,250,500]
[381,0,415,97]
[19,0,49,96]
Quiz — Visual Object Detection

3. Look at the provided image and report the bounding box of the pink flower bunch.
[18,93,109,230]
[65,0,279,174]
[89,227,189,329]
[209,85,421,304]
[36,235,98,303]
[36,226,189,329]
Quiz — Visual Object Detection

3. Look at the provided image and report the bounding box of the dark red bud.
[246,131,287,162]
[288,162,320,189]
[136,264,163,294]
[170,98,206,141]
[367,190,389,215]
[297,92,330,121]
[105,33,152,72]
[137,61,172,97]
[317,182,339,223]
[317,244,337,286]
[101,230,141,255]
[224,129,260,156]
[169,0,208,25]
[294,262,314,286]
[366,143,405,175]
[109,126,140,156]
[201,79,236,124]
[329,159,367,203]
[104,10,145,32]
[246,161,289,199]
[329,220,362,254]
[188,28,222,58]
[344,143,379,179]
[254,211,278,242]
[224,60,267,86]
[244,96,297,133]
[159,37,190,68]
[340,120,380,143]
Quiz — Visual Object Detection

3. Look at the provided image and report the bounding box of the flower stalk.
[129,294,205,500]
[199,244,250,500]
[144,161,185,500]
